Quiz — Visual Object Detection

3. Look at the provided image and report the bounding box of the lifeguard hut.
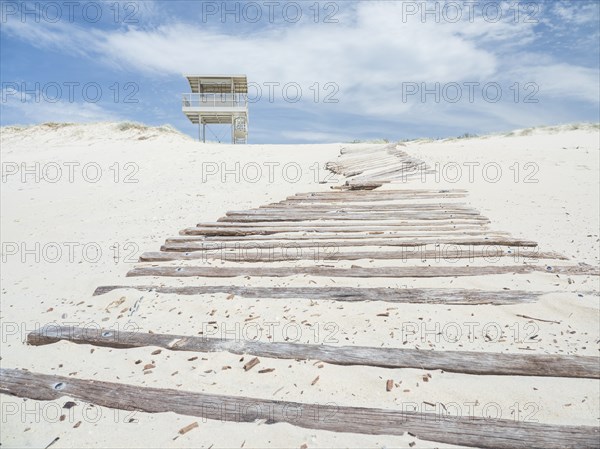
[182,75,249,144]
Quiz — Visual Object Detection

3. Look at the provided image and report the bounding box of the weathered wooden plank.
[222,210,484,218]
[336,154,421,168]
[327,155,400,170]
[202,219,490,227]
[329,155,398,168]
[139,248,562,263]
[27,326,600,379]
[2,371,598,449]
[181,225,490,237]
[227,207,482,215]
[162,238,538,251]
[126,264,598,279]
[348,166,431,183]
[291,188,467,194]
[332,153,410,167]
[261,202,472,210]
[168,231,513,243]
[288,190,467,200]
[283,194,467,205]
[91,285,542,304]
[285,194,468,202]
[217,215,490,223]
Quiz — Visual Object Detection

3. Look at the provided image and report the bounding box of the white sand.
[1,122,598,448]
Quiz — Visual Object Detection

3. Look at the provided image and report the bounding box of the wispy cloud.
[1,88,121,124]
[1,1,598,141]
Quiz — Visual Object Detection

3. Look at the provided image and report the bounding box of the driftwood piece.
[26,326,600,379]
[126,264,598,279]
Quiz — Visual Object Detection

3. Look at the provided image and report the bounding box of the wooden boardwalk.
[3,144,598,448]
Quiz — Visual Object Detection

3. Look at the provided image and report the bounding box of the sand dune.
[1,122,599,448]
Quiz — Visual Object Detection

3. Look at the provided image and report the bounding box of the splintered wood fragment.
[311,376,320,386]
[1,369,597,449]
[516,314,561,324]
[178,422,198,435]
[126,265,599,279]
[258,368,275,374]
[386,379,394,391]
[243,357,260,371]
[26,326,600,379]
[340,182,383,190]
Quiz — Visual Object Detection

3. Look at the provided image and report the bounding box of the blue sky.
[1,0,599,143]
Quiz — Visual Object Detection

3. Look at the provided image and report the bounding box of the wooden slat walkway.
[8,144,596,447]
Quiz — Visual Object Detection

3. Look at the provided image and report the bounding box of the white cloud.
[1,88,120,124]
[551,1,599,25]
[2,1,598,135]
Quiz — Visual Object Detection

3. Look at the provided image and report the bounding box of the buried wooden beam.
[26,327,600,379]
[181,225,490,237]
[161,238,539,251]
[138,248,564,263]
[91,285,544,305]
[126,264,599,279]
